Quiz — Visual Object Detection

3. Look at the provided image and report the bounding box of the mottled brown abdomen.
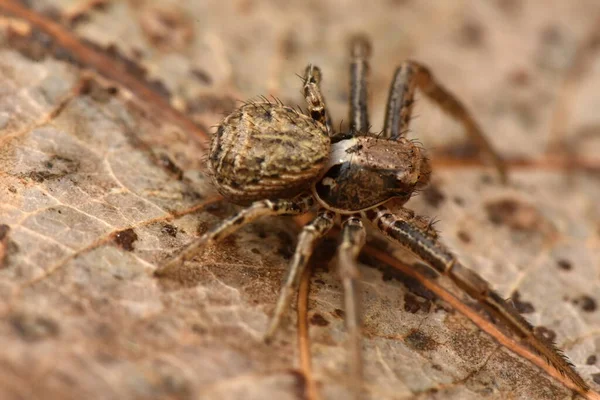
[208,103,330,204]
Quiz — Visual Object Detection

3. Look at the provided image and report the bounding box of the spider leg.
[349,35,372,135]
[337,216,367,395]
[383,61,507,182]
[303,64,333,135]
[365,205,588,391]
[264,209,336,341]
[156,195,314,276]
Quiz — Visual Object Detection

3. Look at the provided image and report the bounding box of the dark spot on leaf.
[140,7,193,51]
[496,0,522,15]
[557,259,572,271]
[404,293,431,314]
[23,155,79,183]
[148,79,172,99]
[457,230,471,243]
[191,68,213,85]
[280,32,299,57]
[69,12,92,27]
[453,196,465,206]
[86,79,119,102]
[155,366,192,397]
[158,154,183,180]
[508,68,531,87]
[587,355,597,365]
[432,364,443,371]
[332,309,345,319]
[480,174,493,184]
[6,27,54,61]
[10,314,59,342]
[487,199,518,224]
[510,291,535,314]
[191,324,207,335]
[486,198,543,232]
[574,295,597,312]
[422,184,446,208]
[405,329,438,351]
[458,19,485,47]
[113,228,138,251]
[309,313,329,326]
[0,225,9,241]
[161,224,178,238]
[534,326,557,342]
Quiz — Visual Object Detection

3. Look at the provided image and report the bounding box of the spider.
[157,35,586,394]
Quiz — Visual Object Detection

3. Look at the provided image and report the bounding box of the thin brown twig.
[432,154,600,174]
[297,262,319,400]
[360,242,600,400]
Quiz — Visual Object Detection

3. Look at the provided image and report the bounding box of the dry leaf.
[1,1,600,399]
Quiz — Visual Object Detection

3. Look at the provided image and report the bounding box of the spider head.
[312,136,431,214]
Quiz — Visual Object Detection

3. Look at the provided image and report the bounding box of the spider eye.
[311,110,324,120]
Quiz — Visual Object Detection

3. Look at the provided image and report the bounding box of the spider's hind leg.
[383,61,507,182]
[337,216,367,395]
[366,205,588,391]
[156,195,314,276]
[264,209,335,341]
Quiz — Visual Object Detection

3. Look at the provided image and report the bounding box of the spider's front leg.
[349,35,372,134]
[365,206,588,391]
[337,216,367,395]
[155,195,314,276]
[383,60,507,182]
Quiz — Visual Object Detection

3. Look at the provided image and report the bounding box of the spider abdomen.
[209,103,330,204]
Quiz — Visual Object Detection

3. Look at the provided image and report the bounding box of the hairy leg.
[156,195,314,276]
[383,61,507,182]
[264,209,336,341]
[337,216,367,396]
[348,35,372,135]
[303,64,333,135]
[365,205,587,391]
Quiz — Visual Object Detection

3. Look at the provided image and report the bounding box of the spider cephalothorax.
[314,135,431,213]
[158,35,587,395]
